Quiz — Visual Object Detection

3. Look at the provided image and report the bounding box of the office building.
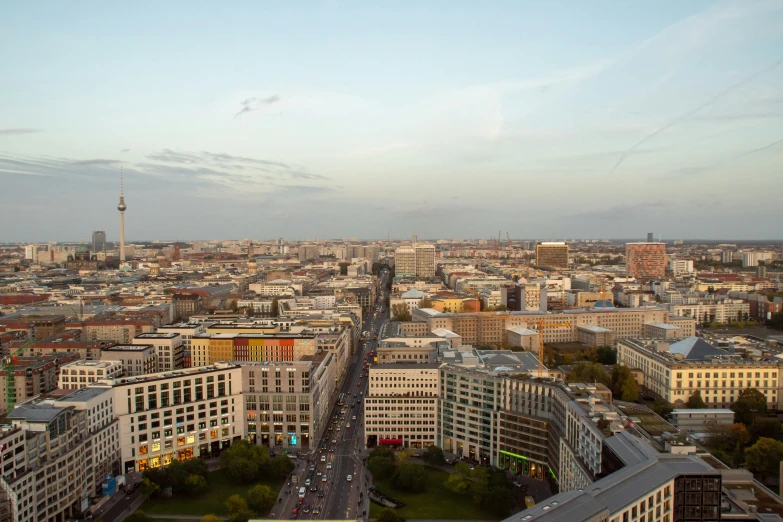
[0,354,79,414]
[92,230,106,253]
[0,402,92,522]
[132,332,185,371]
[394,245,417,276]
[617,337,779,408]
[742,251,774,267]
[415,243,436,278]
[647,232,654,242]
[364,363,440,449]
[626,242,667,279]
[99,344,158,376]
[535,242,569,269]
[59,359,124,390]
[298,244,320,262]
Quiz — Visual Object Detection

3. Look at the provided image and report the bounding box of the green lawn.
[141,468,282,517]
[369,468,498,520]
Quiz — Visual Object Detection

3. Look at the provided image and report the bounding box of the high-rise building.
[92,230,106,253]
[535,242,569,268]
[625,242,666,279]
[117,168,127,261]
[414,243,436,278]
[647,232,654,242]
[23,244,37,263]
[298,244,320,261]
[742,251,774,267]
[394,245,417,276]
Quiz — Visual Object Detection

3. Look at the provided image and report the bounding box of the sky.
[1,1,782,242]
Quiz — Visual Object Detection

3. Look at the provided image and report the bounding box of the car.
[291,507,299,518]
[353,393,357,397]
[313,506,321,515]
[357,382,360,387]
[305,478,311,486]
[332,439,337,444]
[328,426,333,431]
[317,469,322,476]
[468,465,475,471]
[327,462,332,469]
[360,391,363,395]
[321,455,326,462]
[310,464,316,471]
[303,504,311,513]
[347,474,353,482]
[352,415,357,421]
[310,485,318,492]
[329,447,335,452]
[318,489,325,498]
[346,423,351,429]
[322,476,327,482]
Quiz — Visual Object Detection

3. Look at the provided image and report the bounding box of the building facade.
[625,242,667,279]
[536,242,569,268]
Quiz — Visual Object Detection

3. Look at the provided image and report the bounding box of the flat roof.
[135,332,179,338]
[646,323,682,330]
[671,408,733,415]
[577,325,612,333]
[102,344,153,351]
[56,386,113,402]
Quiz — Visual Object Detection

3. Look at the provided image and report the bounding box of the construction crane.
[525,319,571,377]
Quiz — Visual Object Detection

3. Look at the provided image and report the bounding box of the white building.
[157,322,208,353]
[742,251,774,267]
[59,359,124,390]
[668,258,694,275]
[364,363,440,449]
[415,243,436,279]
[394,246,417,276]
[249,280,298,297]
[133,332,185,371]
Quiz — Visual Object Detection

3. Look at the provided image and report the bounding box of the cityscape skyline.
[2,1,783,242]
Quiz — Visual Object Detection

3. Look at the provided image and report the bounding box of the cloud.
[70,159,122,166]
[145,149,327,181]
[0,128,43,135]
[234,94,281,117]
[121,148,131,152]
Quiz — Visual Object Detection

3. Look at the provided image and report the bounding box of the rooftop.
[56,386,113,402]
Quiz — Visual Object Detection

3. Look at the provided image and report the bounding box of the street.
[276,269,390,520]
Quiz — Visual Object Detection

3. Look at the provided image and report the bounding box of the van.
[298,486,306,499]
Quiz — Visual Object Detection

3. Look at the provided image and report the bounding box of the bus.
[338,393,346,406]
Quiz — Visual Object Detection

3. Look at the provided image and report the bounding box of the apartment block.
[364,363,440,449]
[56,387,121,494]
[58,359,124,390]
[0,314,66,339]
[84,319,155,344]
[536,242,569,269]
[669,300,750,324]
[133,332,185,371]
[625,242,667,279]
[0,354,79,414]
[0,403,91,522]
[99,344,158,376]
[617,337,779,408]
[415,243,436,278]
[394,245,416,276]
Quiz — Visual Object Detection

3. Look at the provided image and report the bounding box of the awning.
[379,438,403,445]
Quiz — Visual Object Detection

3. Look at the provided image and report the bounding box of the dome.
[592,299,615,309]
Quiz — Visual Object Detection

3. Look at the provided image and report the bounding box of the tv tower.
[118,167,127,261]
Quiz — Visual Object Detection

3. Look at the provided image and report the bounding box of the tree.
[484,486,514,517]
[422,445,446,466]
[220,440,268,484]
[125,512,154,522]
[230,300,238,312]
[444,472,469,495]
[369,454,397,479]
[393,462,427,492]
[745,438,783,480]
[732,388,768,425]
[495,304,509,311]
[650,398,673,418]
[686,391,706,409]
[770,311,783,330]
[749,418,781,442]
[247,484,276,515]
[377,508,406,522]
[568,362,611,387]
[201,516,222,522]
[186,474,208,496]
[225,494,252,522]
[391,303,412,322]
[469,466,490,505]
[595,346,617,364]
[611,365,639,401]
[140,478,160,500]
[268,455,295,478]
[419,297,434,309]
[270,298,279,317]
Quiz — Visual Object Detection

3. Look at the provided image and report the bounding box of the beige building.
[59,359,124,390]
[94,363,245,474]
[415,243,436,278]
[394,245,417,276]
[426,307,679,347]
[576,325,616,348]
[643,323,684,339]
[617,337,779,408]
[505,327,539,351]
[669,301,750,324]
[133,332,185,371]
[536,242,569,268]
[84,320,155,343]
[57,387,121,495]
[100,344,158,376]
[364,363,440,448]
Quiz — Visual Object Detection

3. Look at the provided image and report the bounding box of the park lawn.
[369,468,498,520]
[141,468,283,516]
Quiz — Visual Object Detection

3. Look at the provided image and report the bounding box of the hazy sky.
[2,1,782,242]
